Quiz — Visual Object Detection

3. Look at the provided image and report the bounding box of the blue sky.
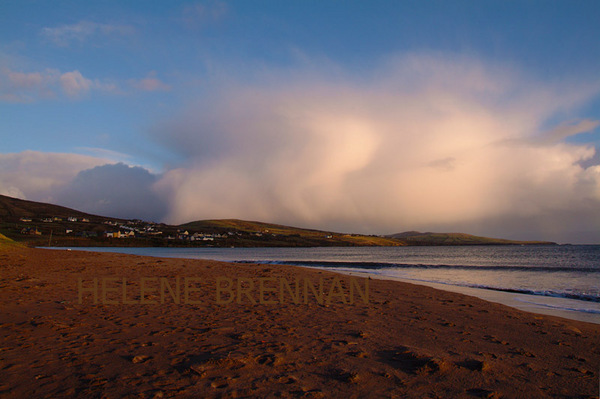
[1,1,599,242]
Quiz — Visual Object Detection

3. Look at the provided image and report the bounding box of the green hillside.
[0,233,23,249]
[386,231,555,246]
[180,219,403,246]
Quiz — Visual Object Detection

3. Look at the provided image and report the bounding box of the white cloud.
[41,21,134,46]
[0,151,111,202]
[151,54,600,242]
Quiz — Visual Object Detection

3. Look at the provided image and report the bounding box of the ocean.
[49,245,600,324]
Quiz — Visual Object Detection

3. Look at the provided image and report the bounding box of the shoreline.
[1,247,599,397]
[328,269,600,325]
[42,245,600,325]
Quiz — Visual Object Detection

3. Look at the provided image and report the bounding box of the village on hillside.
[15,216,258,243]
[1,195,554,247]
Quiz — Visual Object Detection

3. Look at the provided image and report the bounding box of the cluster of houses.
[30,216,91,223]
[99,221,233,241]
[101,220,164,239]
[165,230,233,241]
[16,215,285,243]
[101,227,237,241]
[19,226,42,235]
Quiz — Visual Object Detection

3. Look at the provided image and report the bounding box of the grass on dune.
[0,233,24,250]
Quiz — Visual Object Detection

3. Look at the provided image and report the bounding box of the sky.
[1,0,599,243]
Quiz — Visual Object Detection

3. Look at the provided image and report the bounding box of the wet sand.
[1,247,599,398]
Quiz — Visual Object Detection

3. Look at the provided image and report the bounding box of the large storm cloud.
[151,54,600,242]
[55,163,167,221]
[2,54,598,243]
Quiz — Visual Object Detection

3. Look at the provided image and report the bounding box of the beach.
[1,247,599,398]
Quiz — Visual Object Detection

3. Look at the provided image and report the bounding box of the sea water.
[48,245,600,324]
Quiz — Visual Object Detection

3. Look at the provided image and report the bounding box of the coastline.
[1,247,599,397]
[42,245,600,325]
[329,269,600,325]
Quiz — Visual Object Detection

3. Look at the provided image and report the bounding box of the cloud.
[59,70,92,97]
[75,147,133,164]
[2,54,597,242]
[129,72,171,92]
[55,163,167,221]
[183,1,229,27]
[0,151,111,201]
[7,70,44,88]
[0,67,118,102]
[427,157,456,171]
[41,21,134,46]
[0,68,56,102]
[0,66,174,102]
[535,119,600,144]
[0,151,165,221]
[151,54,600,243]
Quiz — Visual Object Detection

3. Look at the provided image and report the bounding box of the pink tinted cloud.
[59,70,92,97]
[0,151,110,201]
[1,67,122,102]
[130,75,171,92]
[151,54,600,242]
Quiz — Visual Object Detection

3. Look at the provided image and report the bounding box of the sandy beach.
[1,247,599,398]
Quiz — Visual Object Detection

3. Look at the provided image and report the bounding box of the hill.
[0,194,147,246]
[0,194,556,247]
[0,195,399,247]
[0,194,106,221]
[386,231,555,246]
[179,219,402,247]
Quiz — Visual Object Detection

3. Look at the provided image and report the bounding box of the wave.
[232,260,600,303]
[450,283,600,303]
[513,298,600,314]
[232,259,600,273]
[362,273,600,303]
